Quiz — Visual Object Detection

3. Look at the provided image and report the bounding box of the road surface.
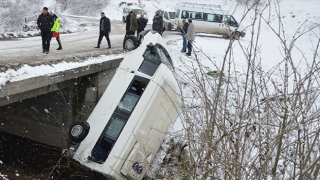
[0,15,180,71]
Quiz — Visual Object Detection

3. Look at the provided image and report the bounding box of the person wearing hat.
[49,10,62,50]
[184,18,195,56]
[37,7,54,54]
[152,13,163,36]
[95,12,111,49]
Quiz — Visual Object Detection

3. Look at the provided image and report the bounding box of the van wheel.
[123,35,140,52]
[168,23,172,31]
[231,32,240,40]
[123,17,126,23]
[68,122,90,143]
[223,35,230,39]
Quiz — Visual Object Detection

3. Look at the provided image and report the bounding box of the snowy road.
[0,17,125,68]
[0,15,180,71]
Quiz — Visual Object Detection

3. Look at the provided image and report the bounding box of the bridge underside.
[0,58,122,148]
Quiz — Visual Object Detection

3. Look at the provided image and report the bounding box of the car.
[174,2,246,39]
[67,31,180,180]
[123,6,148,24]
[157,10,176,31]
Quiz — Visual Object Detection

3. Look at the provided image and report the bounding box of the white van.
[174,2,246,39]
[67,31,180,180]
[157,10,176,31]
[123,6,149,23]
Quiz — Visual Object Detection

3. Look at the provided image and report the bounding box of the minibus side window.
[90,77,149,163]
[181,11,203,20]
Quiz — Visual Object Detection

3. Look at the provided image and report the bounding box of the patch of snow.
[0,54,124,88]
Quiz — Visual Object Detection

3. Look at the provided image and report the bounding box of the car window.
[204,13,223,23]
[139,50,161,76]
[164,12,169,20]
[169,12,175,19]
[133,9,145,15]
[181,10,203,20]
[224,15,238,27]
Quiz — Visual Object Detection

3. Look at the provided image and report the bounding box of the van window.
[164,12,169,20]
[132,9,145,15]
[204,13,223,23]
[139,50,161,76]
[224,15,238,27]
[169,12,175,19]
[91,77,149,163]
[181,10,203,20]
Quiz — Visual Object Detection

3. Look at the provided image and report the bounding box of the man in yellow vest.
[49,10,62,50]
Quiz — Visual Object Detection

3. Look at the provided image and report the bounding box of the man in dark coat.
[181,19,189,52]
[95,12,111,49]
[37,7,54,54]
[137,14,147,37]
[126,11,133,36]
[129,11,138,36]
[152,13,163,36]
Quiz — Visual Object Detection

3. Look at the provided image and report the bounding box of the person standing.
[95,12,111,49]
[37,7,54,54]
[152,13,163,36]
[137,14,147,37]
[129,11,138,36]
[126,11,133,36]
[49,10,62,50]
[185,19,195,56]
[181,19,189,53]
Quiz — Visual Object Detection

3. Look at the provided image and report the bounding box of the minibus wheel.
[68,122,90,143]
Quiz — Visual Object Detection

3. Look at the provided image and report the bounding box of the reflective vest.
[51,17,60,33]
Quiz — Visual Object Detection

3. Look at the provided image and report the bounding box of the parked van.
[67,31,180,180]
[157,10,176,31]
[174,2,246,39]
[123,6,149,23]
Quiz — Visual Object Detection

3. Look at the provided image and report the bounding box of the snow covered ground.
[0,54,124,89]
[1,0,319,179]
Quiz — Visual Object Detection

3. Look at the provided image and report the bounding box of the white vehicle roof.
[176,2,230,16]
[126,6,143,10]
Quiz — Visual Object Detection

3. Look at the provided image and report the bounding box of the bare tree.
[149,0,320,179]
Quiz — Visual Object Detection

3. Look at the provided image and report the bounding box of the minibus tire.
[68,122,90,143]
[123,35,140,52]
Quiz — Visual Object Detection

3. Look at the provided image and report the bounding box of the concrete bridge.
[0,58,122,148]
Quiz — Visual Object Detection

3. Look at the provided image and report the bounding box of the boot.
[57,46,62,50]
[42,49,46,53]
[94,45,100,48]
[46,50,49,54]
